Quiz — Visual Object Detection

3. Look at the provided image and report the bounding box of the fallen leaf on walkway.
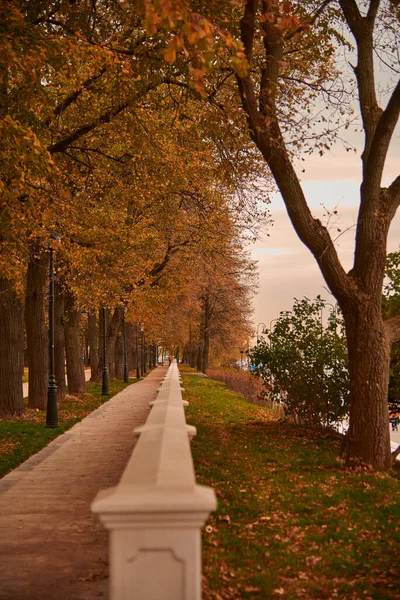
[78,572,98,582]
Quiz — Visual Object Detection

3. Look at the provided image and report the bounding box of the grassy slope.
[0,378,137,478]
[182,370,400,600]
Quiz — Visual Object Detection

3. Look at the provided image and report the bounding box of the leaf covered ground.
[0,378,137,478]
[181,369,400,600]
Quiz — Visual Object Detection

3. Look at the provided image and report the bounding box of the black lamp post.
[269,318,279,347]
[135,321,140,379]
[256,322,267,344]
[46,232,61,428]
[101,307,109,395]
[123,308,129,383]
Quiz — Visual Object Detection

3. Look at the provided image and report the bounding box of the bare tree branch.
[363,80,400,200]
[387,174,400,210]
[46,68,107,126]
[240,0,258,61]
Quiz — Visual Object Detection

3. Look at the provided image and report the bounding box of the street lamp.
[123,307,129,383]
[101,307,109,395]
[269,318,279,347]
[46,232,61,428]
[320,302,336,332]
[256,322,266,344]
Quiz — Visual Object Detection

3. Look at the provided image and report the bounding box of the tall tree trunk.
[108,338,116,378]
[0,279,24,416]
[54,282,66,401]
[64,291,86,394]
[25,251,48,410]
[108,307,124,378]
[88,311,98,377]
[202,295,211,374]
[83,331,89,366]
[114,332,124,380]
[343,308,392,470]
[92,308,104,383]
[196,340,203,372]
[127,323,135,373]
[93,307,124,382]
[189,338,197,368]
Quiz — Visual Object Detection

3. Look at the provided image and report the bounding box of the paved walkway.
[0,365,168,600]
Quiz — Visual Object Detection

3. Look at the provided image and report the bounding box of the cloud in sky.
[249,57,400,334]
[251,179,400,329]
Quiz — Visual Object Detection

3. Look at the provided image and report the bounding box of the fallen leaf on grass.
[218,515,231,523]
[305,556,322,568]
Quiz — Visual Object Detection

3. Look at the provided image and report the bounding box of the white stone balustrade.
[91,362,217,600]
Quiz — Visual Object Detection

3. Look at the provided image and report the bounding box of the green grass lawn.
[182,370,400,600]
[0,378,138,478]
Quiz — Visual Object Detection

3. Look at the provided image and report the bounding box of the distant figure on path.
[168,355,172,366]
[390,413,399,432]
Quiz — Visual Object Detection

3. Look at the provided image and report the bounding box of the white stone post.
[92,363,216,600]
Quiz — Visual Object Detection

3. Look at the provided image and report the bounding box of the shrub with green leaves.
[251,297,349,429]
[384,250,400,409]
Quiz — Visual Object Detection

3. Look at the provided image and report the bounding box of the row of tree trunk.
[183,295,211,374]
[0,252,159,418]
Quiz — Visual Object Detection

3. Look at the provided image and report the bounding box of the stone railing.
[91,362,217,600]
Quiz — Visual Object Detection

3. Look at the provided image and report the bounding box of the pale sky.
[251,147,400,332]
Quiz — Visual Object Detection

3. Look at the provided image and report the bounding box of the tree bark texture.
[235,0,400,469]
[91,308,105,383]
[0,279,24,416]
[88,311,98,377]
[127,323,135,373]
[64,291,86,394]
[25,252,48,410]
[343,307,392,469]
[196,341,203,372]
[189,340,197,368]
[54,282,66,401]
[114,332,124,380]
[93,306,124,382]
[202,295,211,374]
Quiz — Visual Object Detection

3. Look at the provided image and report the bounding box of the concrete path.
[0,365,168,600]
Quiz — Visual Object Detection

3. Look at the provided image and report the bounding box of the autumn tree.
[140,0,399,469]
[0,1,269,413]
